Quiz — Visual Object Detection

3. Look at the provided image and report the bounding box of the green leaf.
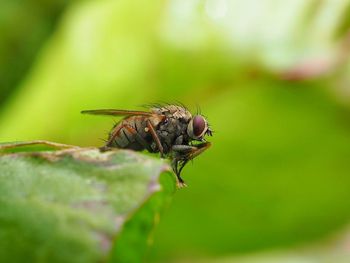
[0,142,175,263]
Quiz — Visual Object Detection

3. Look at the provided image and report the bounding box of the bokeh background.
[2,0,350,262]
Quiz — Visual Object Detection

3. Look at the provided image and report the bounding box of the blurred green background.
[1,0,350,262]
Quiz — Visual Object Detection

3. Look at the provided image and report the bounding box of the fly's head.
[187,115,213,142]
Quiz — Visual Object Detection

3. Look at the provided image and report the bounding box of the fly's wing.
[81,109,154,117]
[81,109,166,126]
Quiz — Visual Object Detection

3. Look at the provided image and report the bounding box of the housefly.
[81,104,212,187]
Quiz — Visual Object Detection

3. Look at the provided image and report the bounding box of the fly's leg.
[0,140,78,151]
[171,158,187,188]
[172,142,211,161]
[146,120,165,158]
[171,142,211,188]
[171,145,196,186]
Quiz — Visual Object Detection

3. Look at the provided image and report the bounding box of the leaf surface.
[0,143,175,263]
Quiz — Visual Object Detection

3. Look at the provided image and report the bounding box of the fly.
[81,104,212,187]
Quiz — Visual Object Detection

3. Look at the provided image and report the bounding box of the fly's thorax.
[156,116,190,153]
[159,117,188,136]
[151,105,192,122]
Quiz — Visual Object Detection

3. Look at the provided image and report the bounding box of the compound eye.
[192,115,207,138]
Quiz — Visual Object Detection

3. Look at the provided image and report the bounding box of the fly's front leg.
[171,142,211,188]
[171,158,187,188]
[171,144,195,188]
[172,142,211,161]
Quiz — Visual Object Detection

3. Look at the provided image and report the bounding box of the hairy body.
[82,104,212,187]
[107,105,192,154]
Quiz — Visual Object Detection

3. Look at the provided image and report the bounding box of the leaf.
[185,228,350,263]
[0,142,176,263]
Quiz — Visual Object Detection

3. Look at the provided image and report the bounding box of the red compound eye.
[192,115,206,137]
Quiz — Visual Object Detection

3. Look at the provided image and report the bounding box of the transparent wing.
[81,109,153,117]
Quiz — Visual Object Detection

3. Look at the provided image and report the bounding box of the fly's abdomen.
[106,116,150,151]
